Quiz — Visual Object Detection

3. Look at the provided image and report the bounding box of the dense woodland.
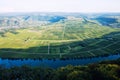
[0,58,120,80]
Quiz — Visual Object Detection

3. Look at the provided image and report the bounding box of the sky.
[0,0,120,13]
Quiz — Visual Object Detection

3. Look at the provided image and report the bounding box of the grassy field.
[0,19,120,59]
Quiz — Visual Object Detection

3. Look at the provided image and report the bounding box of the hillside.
[0,13,120,59]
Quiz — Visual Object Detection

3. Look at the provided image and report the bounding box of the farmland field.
[0,13,120,59]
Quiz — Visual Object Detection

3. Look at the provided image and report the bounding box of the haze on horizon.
[0,0,120,13]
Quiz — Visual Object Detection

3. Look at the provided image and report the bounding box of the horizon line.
[0,11,120,14]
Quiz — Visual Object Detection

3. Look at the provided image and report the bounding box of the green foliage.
[0,18,120,59]
[0,59,120,80]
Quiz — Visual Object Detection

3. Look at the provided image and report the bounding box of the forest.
[0,58,120,80]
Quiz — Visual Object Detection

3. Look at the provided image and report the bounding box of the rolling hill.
[0,13,120,59]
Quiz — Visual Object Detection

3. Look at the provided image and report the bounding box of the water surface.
[0,54,120,68]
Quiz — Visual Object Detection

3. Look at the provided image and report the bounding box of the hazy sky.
[0,0,120,13]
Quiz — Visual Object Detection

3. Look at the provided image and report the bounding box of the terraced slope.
[0,18,120,59]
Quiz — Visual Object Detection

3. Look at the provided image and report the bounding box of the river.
[0,54,120,68]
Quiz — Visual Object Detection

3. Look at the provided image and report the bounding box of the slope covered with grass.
[0,18,120,58]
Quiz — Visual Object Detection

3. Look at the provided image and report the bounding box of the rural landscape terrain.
[0,12,120,59]
[0,0,120,79]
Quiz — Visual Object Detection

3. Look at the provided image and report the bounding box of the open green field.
[0,19,120,59]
